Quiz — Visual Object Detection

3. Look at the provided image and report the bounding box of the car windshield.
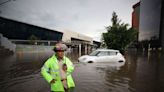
[89,51,99,56]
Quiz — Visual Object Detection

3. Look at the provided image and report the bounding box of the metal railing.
[0,33,16,52]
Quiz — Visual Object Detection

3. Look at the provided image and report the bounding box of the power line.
[0,0,15,6]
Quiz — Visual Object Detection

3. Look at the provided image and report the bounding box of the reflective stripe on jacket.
[41,55,75,91]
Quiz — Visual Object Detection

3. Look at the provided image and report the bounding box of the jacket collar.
[52,54,66,64]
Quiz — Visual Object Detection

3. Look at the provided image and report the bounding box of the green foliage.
[102,12,137,52]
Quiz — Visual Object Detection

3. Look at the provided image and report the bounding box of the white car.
[78,49,125,63]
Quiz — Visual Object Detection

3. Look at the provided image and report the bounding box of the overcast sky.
[0,0,139,41]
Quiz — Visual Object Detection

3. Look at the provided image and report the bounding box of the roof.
[0,16,63,34]
[96,49,119,52]
[132,2,140,9]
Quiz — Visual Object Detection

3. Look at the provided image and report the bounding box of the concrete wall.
[16,45,54,52]
[62,30,93,44]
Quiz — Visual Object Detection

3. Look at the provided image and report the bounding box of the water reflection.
[0,50,164,92]
[0,51,53,92]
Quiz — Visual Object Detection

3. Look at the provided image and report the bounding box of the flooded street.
[0,50,164,92]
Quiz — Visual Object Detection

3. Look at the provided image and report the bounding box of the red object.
[132,2,140,31]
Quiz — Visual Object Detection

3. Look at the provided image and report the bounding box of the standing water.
[0,50,164,92]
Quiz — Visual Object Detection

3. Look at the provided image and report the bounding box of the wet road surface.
[0,50,164,92]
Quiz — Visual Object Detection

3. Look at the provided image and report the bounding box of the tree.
[102,12,137,54]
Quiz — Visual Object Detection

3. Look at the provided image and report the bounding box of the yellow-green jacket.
[41,55,75,91]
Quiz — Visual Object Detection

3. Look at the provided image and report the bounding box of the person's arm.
[41,59,54,83]
[66,58,74,75]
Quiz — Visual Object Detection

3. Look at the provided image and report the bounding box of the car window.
[89,51,99,56]
[97,51,108,56]
[108,51,117,56]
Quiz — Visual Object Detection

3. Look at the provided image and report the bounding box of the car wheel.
[118,60,124,63]
[88,61,93,63]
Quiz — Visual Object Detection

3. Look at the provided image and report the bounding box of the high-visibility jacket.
[41,55,75,92]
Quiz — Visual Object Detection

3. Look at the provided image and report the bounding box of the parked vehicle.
[78,49,125,63]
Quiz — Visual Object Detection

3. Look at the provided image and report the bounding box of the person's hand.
[62,64,67,72]
[50,79,56,84]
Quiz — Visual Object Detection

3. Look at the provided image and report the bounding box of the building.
[62,30,94,55]
[62,29,93,44]
[0,17,63,45]
[132,2,140,32]
[132,2,140,49]
[93,41,101,48]
[0,16,94,56]
[133,0,163,50]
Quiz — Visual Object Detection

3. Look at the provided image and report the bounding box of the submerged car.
[78,49,125,63]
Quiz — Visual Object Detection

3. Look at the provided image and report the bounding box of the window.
[108,51,117,56]
[89,51,99,56]
[97,51,108,56]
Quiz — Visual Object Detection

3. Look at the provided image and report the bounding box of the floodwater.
[0,50,164,92]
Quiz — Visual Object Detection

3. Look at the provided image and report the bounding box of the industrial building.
[132,0,164,50]
[0,16,97,56]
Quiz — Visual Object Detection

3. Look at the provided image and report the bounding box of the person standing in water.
[41,42,75,92]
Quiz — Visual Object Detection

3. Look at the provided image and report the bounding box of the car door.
[96,51,110,62]
[107,51,118,62]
